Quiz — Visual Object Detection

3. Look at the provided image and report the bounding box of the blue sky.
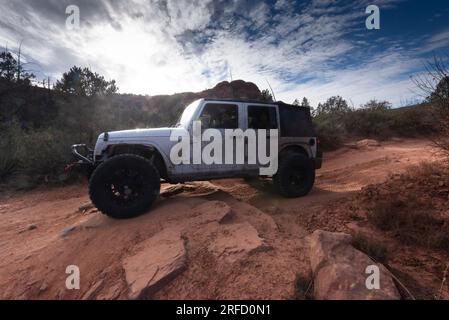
[1,0,449,107]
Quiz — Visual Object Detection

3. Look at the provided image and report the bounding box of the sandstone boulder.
[123,228,187,299]
[202,80,262,100]
[309,230,400,300]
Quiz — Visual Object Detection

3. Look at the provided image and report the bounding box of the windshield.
[177,100,201,128]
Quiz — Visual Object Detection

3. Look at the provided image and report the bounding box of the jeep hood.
[104,128,173,140]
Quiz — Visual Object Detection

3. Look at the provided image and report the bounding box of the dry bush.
[413,56,449,157]
[390,104,437,137]
[351,232,389,263]
[363,161,449,250]
[367,194,449,249]
[404,161,448,177]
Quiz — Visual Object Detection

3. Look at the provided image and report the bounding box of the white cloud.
[421,28,449,53]
[0,0,441,107]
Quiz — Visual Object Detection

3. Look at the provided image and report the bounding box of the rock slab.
[192,201,233,225]
[123,228,187,299]
[209,222,270,263]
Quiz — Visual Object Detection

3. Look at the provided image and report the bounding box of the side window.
[199,103,238,129]
[248,106,278,130]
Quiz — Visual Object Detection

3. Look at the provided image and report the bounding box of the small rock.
[356,139,380,149]
[78,202,95,213]
[61,226,77,237]
[85,208,99,215]
[39,282,48,292]
[18,224,38,234]
[123,228,187,299]
[439,181,445,187]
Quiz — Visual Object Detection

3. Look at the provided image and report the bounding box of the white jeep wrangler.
[71,98,322,219]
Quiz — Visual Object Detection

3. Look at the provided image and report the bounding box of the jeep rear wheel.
[274,152,315,198]
[89,154,160,219]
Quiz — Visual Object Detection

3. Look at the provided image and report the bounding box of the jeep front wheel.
[274,152,315,198]
[89,154,160,219]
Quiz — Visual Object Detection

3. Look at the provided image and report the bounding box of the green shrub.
[313,117,344,150]
[389,104,437,137]
[313,99,438,150]
[345,101,393,139]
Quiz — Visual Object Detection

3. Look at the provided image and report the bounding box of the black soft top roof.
[203,99,315,137]
[277,102,315,137]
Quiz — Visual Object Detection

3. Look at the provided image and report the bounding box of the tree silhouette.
[316,96,350,116]
[430,76,449,105]
[294,97,312,107]
[55,66,118,97]
[260,89,274,102]
[0,51,17,82]
[300,97,311,109]
[0,49,35,85]
[361,99,391,111]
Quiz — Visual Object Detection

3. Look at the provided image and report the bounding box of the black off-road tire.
[274,152,315,198]
[89,154,160,219]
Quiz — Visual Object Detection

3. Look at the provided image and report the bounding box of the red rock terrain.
[0,138,447,300]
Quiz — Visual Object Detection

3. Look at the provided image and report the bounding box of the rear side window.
[199,103,239,129]
[278,106,315,137]
[248,106,278,130]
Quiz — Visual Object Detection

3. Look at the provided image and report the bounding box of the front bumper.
[66,144,95,177]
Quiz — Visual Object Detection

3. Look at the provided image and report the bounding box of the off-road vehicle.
[71,99,322,219]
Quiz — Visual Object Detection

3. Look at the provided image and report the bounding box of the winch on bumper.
[66,144,96,177]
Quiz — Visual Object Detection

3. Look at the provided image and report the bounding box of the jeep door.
[193,101,246,178]
[244,104,280,176]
